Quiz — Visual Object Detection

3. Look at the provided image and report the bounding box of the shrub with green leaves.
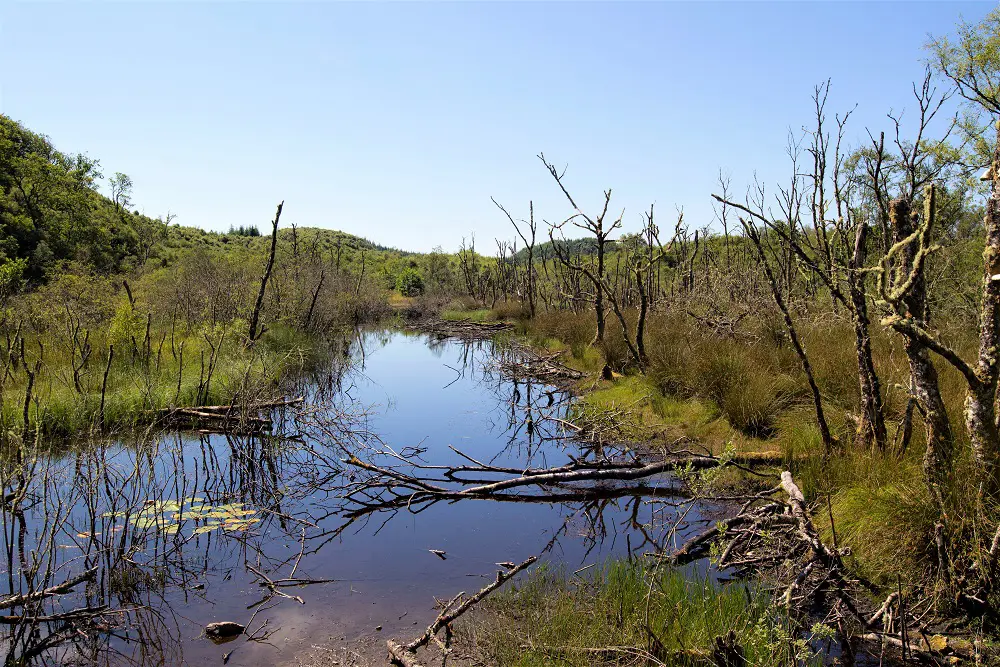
[396,267,424,296]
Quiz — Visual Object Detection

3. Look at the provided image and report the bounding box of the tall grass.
[1,255,393,440]
[0,323,329,437]
[461,560,827,667]
[486,300,1000,594]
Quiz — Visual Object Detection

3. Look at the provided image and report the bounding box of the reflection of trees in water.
[0,330,710,666]
[0,344,360,666]
[297,333,707,565]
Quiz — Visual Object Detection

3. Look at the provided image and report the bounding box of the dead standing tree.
[737,215,836,456]
[621,205,686,366]
[492,198,538,317]
[248,201,283,343]
[715,83,888,451]
[539,154,621,345]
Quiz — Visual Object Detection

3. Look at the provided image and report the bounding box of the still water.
[5,330,699,666]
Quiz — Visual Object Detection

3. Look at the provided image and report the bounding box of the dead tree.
[458,235,480,301]
[492,198,538,317]
[739,218,835,456]
[715,83,888,450]
[621,205,685,365]
[248,201,283,342]
[540,154,622,344]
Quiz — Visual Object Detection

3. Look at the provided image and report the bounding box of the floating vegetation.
[102,496,261,538]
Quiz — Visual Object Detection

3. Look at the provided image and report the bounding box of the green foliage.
[227,224,260,237]
[929,8,1000,115]
[396,266,424,296]
[0,256,26,302]
[463,560,826,667]
[0,115,154,281]
[107,302,146,347]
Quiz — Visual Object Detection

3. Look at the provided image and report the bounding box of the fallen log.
[0,604,110,624]
[156,396,303,417]
[410,319,513,340]
[859,633,949,665]
[780,470,838,566]
[0,568,97,611]
[387,640,425,667]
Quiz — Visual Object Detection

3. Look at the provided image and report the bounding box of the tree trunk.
[248,202,283,342]
[848,215,887,451]
[744,223,834,455]
[850,280,887,450]
[966,122,1000,497]
[890,196,955,508]
[594,232,606,344]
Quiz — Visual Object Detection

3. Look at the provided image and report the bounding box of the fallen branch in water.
[333,450,729,531]
[388,556,537,667]
[156,396,304,432]
[494,345,583,387]
[0,604,111,624]
[159,396,304,414]
[0,567,97,611]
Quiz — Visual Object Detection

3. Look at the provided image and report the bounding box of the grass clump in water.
[461,560,828,666]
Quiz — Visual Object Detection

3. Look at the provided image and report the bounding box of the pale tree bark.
[965,121,1000,495]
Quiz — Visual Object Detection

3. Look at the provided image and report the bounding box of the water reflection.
[0,329,709,666]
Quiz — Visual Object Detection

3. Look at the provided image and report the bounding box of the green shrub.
[396,267,424,296]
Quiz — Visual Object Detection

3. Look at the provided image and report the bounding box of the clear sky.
[1,1,994,252]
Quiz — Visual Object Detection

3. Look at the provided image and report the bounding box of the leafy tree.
[109,172,133,214]
[396,267,424,296]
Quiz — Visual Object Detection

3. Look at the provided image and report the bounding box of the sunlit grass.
[461,560,827,667]
[1,323,326,437]
[441,308,495,322]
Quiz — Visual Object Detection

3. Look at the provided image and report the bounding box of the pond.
[2,329,707,666]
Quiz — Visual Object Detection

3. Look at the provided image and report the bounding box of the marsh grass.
[489,302,1000,597]
[460,560,827,667]
[441,307,496,322]
[1,323,329,437]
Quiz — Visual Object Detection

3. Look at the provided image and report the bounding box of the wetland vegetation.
[5,7,1000,667]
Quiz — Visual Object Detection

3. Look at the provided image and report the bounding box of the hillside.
[0,115,413,290]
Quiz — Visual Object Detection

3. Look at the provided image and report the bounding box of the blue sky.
[1,2,993,252]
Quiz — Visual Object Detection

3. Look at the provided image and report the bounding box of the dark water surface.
[6,330,701,666]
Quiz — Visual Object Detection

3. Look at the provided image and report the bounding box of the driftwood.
[496,346,583,387]
[336,451,731,527]
[388,556,537,667]
[410,318,513,340]
[658,470,974,665]
[0,605,111,624]
[0,567,97,611]
[157,396,304,432]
